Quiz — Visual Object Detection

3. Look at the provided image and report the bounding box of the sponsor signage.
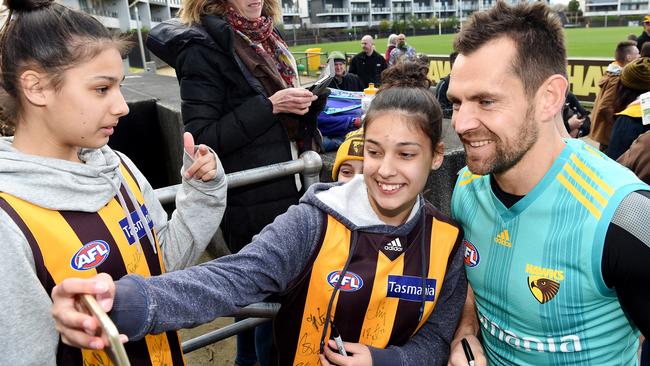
[387,275,437,302]
[119,205,154,245]
[426,55,610,103]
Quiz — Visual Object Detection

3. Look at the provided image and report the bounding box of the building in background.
[290,0,539,30]
[63,0,649,36]
[584,0,647,18]
[62,0,545,32]
[59,0,182,32]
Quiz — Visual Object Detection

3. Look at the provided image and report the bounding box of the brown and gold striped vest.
[0,162,185,366]
[274,203,461,365]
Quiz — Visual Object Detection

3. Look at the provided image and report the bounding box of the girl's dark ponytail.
[5,0,54,12]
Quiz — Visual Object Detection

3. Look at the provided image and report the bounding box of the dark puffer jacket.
[147,16,301,252]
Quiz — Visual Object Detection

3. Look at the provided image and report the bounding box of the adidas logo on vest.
[384,238,403,252]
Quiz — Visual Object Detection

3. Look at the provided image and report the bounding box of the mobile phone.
[307,58,335,95]
[80,294,131,366]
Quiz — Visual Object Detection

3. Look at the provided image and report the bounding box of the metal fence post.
[300,150,323,188]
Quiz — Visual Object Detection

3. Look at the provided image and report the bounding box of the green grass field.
[289,26,638,58]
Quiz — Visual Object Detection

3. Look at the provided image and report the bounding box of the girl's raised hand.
[319,340,372,366]
[183,132,218,182]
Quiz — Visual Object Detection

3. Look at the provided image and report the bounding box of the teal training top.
[452,139,649,365]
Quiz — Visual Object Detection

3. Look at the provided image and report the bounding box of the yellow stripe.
[563,163,608,208]
[292,215,350,365]
[358,252,404,347]
[569,154,614,196]
[415,219,459,332]
[583,144,604,160]
[504,230,509,241]
[459,175,481,186]
[144,334,175,366]
[80,350,112,365]
[557,173,602,219]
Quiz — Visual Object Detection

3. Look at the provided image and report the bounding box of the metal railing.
[182,303,281,353]
[153,152,322,353]
[155,150,322,205]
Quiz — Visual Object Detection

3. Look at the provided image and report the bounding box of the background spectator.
[590,40,639,151]
[331,128,364,182]
[349,34,388,87]
[617,131,650,184]
[607,57,650,159]
[642,42,650,57]
[389,33,417,66]
[637,15,650,50]
[385,33,398,62]
[562,91,591,138]
[326,51,364,91]
[435,51,458,119]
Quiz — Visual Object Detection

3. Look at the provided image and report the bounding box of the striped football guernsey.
[273,203,461,365]
[452,139,649,365]
[0,162,185,366]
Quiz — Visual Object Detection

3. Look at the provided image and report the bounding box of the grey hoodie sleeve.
[368,233,468,366]
[110,203,324,340]
[117,149,227,271]
[0,210,59,365]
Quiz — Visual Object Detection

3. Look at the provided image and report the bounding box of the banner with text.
[426,56,610,104]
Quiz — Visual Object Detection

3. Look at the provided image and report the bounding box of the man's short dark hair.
[615,40,638,62]
[454,2,566,98]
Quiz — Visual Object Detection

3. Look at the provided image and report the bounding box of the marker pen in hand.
[461,338,475,366]
[329,320,347,356]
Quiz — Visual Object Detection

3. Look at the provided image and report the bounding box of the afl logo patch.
[327,270,363,292]
[463,239,480,267]
[70,240,110,271]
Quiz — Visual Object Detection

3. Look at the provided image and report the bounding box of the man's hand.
[448,286,486,365]
[320,340,372,366]
[51,273,122,350]
[448,335,486,366]
[183,132,217,182]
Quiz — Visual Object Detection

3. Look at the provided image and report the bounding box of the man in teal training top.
[446,2,650,365]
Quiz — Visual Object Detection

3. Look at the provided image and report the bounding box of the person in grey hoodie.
[52,84,467,366]
[0,1,227,365]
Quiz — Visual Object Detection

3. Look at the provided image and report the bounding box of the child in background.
[332,128,364,182]
[0,1,227,365]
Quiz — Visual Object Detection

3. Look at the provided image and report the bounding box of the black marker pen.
[330,320,347,357]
